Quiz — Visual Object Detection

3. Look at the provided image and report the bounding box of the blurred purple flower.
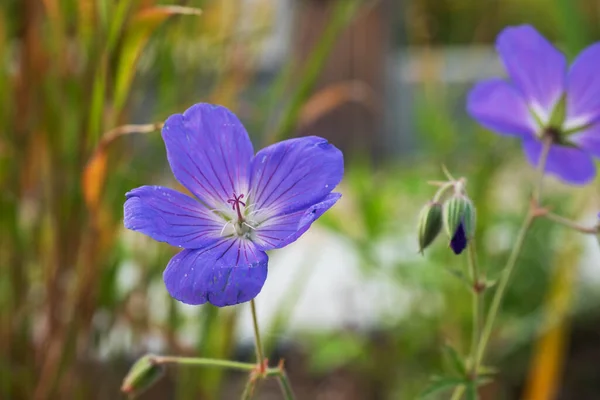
[468,25,600,185]
[124,103,343,307]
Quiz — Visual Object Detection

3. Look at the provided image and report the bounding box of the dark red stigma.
[227,193,246,221]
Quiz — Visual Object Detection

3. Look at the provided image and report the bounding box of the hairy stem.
[474,138,552,370]
[274,368,296,400]
[467,242,482,374]
[451,139,552,400]
[543,212,599,234]
[241,299,265,400]
[153,356,256,371]
[250,299,264,365]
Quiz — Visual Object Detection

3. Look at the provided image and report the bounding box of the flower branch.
[542,212,600,235]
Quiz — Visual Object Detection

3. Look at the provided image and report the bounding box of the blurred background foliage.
[1,0,599,399]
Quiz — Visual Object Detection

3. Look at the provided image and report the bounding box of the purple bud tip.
[450,222,468,255]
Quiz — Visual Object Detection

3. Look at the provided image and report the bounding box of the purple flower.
[468,25,600,185]
[124,103,343,307]
[449,221,467,255]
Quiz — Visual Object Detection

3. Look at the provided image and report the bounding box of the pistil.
[227,193,246,223]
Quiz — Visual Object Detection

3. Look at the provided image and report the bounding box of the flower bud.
[417,201,443,254]
[443,195,476,255]
[121,355,165,398]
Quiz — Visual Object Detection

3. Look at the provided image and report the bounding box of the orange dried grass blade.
[521,239,578,400]
[298,80,379,129]
[82,122,163,211]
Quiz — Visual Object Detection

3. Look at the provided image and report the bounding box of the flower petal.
[522,140,596,185]
[162,103,254,210]
[450,223,467,255]
[253,192,341,250]
[248,136,343,220]
[163,239,268,306]
[565,43,600,129]
[569,124,600,158]
[467,78,537,137]
[496,25,567,123]
[124,186,224,249]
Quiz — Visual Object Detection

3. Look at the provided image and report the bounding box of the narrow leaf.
[419,377,465,399]
[82,122,163,211]
[465,381,478,400]
[442,343,467,377]
[113,6,202,111]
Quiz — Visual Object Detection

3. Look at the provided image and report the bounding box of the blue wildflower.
[468,25,600,185]
[124,103,343,307]
[449,221,467,255]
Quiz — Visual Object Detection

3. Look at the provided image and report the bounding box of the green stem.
[153,356,256,371]
[241,377,257,400]
[474,138,552,370]
[450,386,465,400]
[250,299,264,365]
[543,212,599,234]
[450,139,552,400]
[467,243,482,374]
[532,137,552,204]
[432,181,455,203]
[241,299,265,400]
[450,243,482,400]
[274,369,296,400]
[475,211,535,366]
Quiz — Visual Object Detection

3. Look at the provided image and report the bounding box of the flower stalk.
[241,299,296,400]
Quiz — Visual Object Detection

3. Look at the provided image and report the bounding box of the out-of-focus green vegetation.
[1,0,599,399]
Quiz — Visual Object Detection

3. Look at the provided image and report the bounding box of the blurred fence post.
[292,0,392,160]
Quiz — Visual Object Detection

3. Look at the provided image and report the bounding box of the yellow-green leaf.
[113,6,202,112]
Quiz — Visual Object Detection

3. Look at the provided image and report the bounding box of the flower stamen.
[227,193,246,222]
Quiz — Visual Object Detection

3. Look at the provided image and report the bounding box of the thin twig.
[543,212,598,234]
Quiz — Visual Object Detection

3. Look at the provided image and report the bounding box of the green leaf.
[114,6,202,112]
[444,268,471,289]
[477,365,498,378]
[465,381,478,400]
[442,344,467,377]
[419,376,465,399]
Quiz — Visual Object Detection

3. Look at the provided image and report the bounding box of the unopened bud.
[418,201,443,254]
[121,355,165,398]
[443,195,476,255]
